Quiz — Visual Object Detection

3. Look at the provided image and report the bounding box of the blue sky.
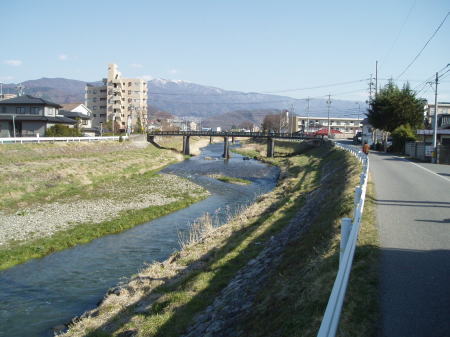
[1,0,449,103]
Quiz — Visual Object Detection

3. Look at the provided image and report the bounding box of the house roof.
[59,110,92,120]
[60,103,84,111]
[0,115,76,124]
[0,95,61,108]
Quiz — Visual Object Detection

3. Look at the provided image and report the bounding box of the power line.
[259,79,369,94]
[396,11,450,79]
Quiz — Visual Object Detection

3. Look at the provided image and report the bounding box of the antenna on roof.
[16,84,25,96]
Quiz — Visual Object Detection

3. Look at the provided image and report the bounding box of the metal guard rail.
[0,136,127,144]
[317,143,369,337]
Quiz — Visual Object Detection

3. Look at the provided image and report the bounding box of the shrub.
[391,124,416,153]
[46,124,82,137]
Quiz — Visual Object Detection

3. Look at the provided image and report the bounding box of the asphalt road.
[369,151,450,337]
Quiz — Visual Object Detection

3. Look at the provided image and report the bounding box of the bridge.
[147,130,317,158]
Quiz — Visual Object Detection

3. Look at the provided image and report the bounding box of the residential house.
[59,103,96,136]
[0,95,76,137]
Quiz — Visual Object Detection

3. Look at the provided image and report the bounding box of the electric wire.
[396,11,450,79]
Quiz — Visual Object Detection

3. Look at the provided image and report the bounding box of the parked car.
[353,131,362,144]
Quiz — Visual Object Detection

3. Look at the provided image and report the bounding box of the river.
[0,142,279,337]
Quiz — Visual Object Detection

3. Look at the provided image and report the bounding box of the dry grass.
[0,138,198,213]
[60,142,328,337]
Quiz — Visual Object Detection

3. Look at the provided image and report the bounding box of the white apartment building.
[85,64,148,132]
[291,116,363,136]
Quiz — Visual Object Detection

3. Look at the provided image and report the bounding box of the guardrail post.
[340,218,352,266]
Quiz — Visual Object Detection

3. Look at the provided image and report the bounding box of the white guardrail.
[0,135,128,144]
[317,142,369,337]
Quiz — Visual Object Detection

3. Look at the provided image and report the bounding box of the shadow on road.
[375,199,450,208]
[379,247,450,337]
[415,218,450,224]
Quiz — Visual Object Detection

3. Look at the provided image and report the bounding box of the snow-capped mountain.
[1,77,367,119]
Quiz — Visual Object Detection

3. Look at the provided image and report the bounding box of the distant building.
[59,103,95,136]
[0,95,76,137]
[290,115,363,137]
[85,64,148,132]
[425,102,450,128]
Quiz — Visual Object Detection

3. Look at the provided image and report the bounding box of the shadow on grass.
[82,147,329,337]
[233,152,377,337]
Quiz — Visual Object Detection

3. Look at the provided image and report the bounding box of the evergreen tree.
[367,80,424,132]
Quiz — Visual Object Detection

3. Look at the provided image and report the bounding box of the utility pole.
[326,94,331,137]
[432,72,439,163]
[306,97,310,134]
[289,103,295,135]
[12,114,16,138]
[368,74,373,102]
[375,61,378,97]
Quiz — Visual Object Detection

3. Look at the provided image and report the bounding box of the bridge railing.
[148,130,314,139]
[0,136,127,144]
[316,142,369,337]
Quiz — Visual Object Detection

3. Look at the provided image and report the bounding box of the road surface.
[369,151,450,337]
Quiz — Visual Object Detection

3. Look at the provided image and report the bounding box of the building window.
[30,106,42,114]
[122,122,126,126]
[93,98,97,102]
[16,107,26,114]
[100,114,106,118]
[128,90,132,95]
[128,82,132,86]
[93,114,97,117]
[93,90,97,94]
[93,106,97,110]
[1,107,6,113]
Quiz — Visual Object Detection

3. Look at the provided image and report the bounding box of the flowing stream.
[0,142,279,337]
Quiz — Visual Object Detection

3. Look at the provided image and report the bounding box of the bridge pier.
[267,138,274,157]
[231,136,235,144]
[223,136,230,159]
[210,136,213,144]
[183,136,190,155]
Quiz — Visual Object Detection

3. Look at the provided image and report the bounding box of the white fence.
[0,136,128,144]
[317,142,369,337]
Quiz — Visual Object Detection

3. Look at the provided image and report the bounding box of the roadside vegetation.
[61,140,378,337]
[0,137,209,270]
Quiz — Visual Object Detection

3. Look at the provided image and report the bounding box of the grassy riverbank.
[0,137,209,270]
[61,140,378,337]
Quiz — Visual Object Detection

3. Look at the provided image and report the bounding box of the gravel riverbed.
[0,172,207,247]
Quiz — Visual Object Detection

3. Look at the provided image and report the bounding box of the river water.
[0,142,279,337]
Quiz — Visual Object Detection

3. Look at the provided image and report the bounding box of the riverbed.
[0,142,279,337]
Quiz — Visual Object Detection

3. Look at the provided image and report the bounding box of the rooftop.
[0,95,61,108]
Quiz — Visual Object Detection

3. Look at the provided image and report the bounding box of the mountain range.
[1,78,367,122]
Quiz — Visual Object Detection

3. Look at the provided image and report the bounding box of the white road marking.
[384,154,450,184]
[408,161,450,184]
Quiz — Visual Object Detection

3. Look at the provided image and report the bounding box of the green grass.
[213,175,251,185]
[0,195,206,271]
